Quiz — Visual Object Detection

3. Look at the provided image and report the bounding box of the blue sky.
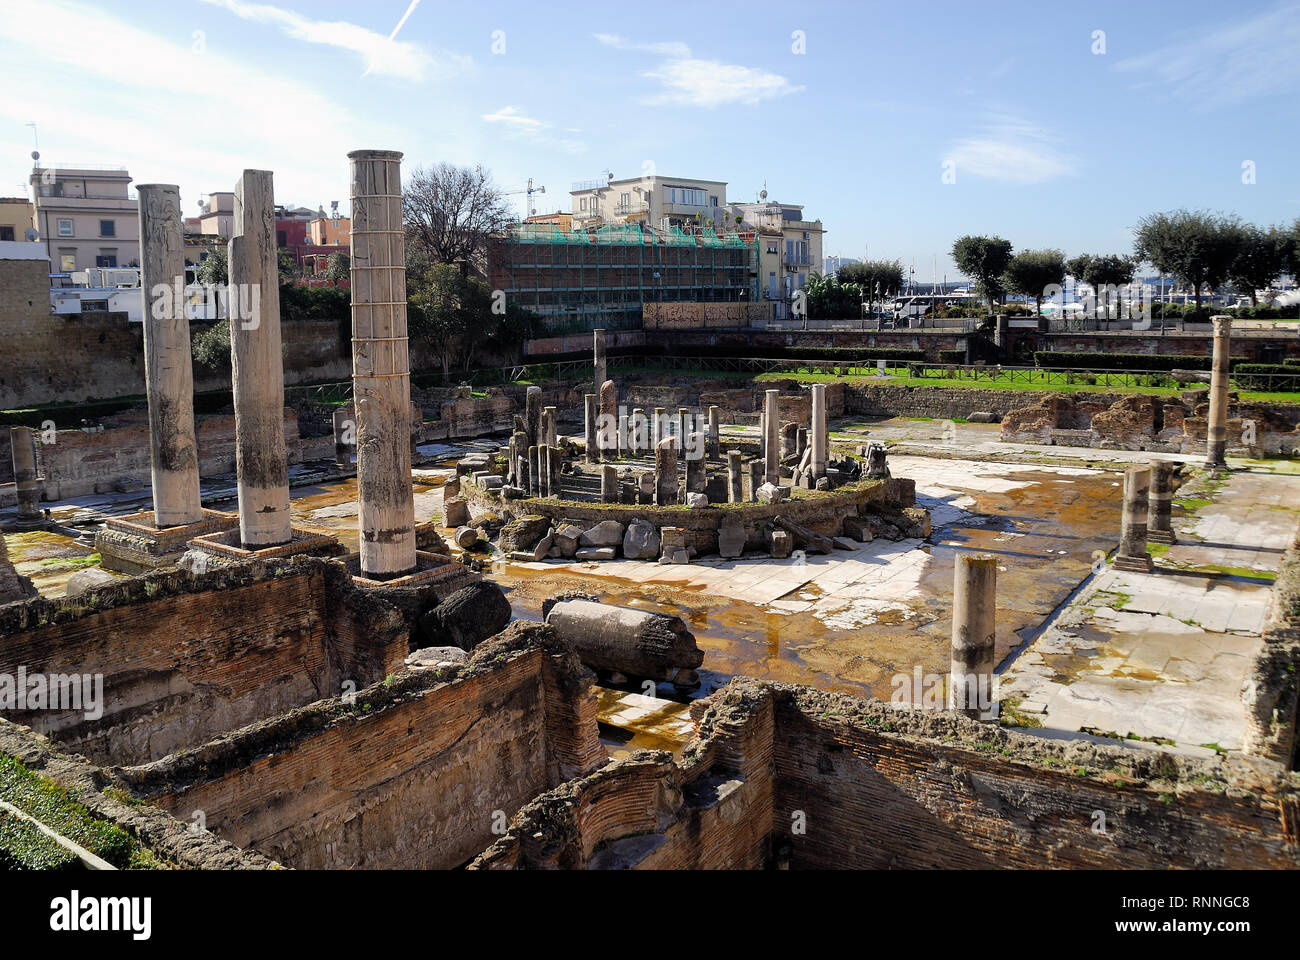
[2,0,1297,278]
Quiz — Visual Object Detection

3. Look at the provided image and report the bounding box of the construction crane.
[503,178,546,219]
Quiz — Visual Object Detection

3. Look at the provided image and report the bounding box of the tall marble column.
[349,149,415,578]
[137,183,203,527]
[228,169,291,547]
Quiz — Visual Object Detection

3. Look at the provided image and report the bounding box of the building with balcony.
[196,191,234,238]
[570,174,728,231]
[29,162,139,273]
[729,200,825,319]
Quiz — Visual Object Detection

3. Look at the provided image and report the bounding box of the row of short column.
[584,405,721,461]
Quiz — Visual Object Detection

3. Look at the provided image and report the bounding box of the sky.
[1,0,1297,279]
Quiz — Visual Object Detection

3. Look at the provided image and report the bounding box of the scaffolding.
[489,221,758,334]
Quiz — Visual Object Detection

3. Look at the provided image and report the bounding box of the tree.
[1227,225,1288,306]
[326,251,350,285]
[1133,210,1244,316]
[404,162,512,275]
[838,259,904,316]
[951,236,1013,311]
[196,249,228,286]
[407,261,495,374]
[1064,254,1092,285]
[1084,254,1136,319]
[1002,249,1065,315]
[804,272,863,320]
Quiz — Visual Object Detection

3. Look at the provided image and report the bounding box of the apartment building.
[308,213,351,246]
[730,200,825,318]
[29,162,139,273]
[570,174,728,231]
[197,191,235,238]
[0,198,35,243]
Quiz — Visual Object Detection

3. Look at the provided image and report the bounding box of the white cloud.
[198,0,469,81]
[945,117,1075,184]
[0,0,411,211]
[1114,1,1300,108]
[482,107,585,155]
[642,59,803,108]
[593,33,691,57]
[593,34,801,108]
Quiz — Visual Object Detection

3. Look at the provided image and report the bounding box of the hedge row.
[937,349,967,364]
[1034,351,1248,372]
[1234,364,1300,391]
[671,344,926,362]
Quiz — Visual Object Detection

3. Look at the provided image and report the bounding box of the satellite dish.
[759,189,767,200]
[31,150,39,162]
[24,227,37,241]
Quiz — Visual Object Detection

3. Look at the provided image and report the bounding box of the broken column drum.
[9,426,41,525]
[333,407,354,468]
[541,406,557,448]
[655,437,679,506]
[544,599,704,683]
[685,433,706,493]
[1115,464,1153,573]
[1147,461,1177,545]
[349,149,416,578]
[950,553,997,721]
[228,169,291,548]
[707,406,720,460]
[525,386,543,449]
[584,394,599,464]
[137,183,204,527]
[1204,315,1232,470]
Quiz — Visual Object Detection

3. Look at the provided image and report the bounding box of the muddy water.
[490,467,1123,703]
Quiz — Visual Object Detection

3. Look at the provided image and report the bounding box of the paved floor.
[999,464,1298,755]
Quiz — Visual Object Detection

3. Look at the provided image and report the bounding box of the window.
[580,197,587,211]
[59,253,76,272]
[277,230,287,247]
[100,219,115,237]
[96,253,118,268]
[0,226,13,242]
[665,186,706,206]
[81,299,109,312]
[57,218,74,237]
[710,195,718,207]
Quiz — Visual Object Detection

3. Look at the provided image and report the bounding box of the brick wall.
[0,558,408,767]
[120,621,606,870]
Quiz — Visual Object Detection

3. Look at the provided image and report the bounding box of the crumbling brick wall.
[116,621,607,870]
[1244,530,1300,769]
[0,557,408,767]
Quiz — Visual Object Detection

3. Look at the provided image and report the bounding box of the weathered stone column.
[333,407,354,468]
[593,327,607,394]
[228,169,291,548]
[652,407,665,449]
[1114,464,1153,572]
[541,406,557,448]
[655,437,679,506]
[9,426,42,526]
[137,183,203,527]
[1147,460,1177,545]
[617,412,628,459]
[525,386,543,448]
[600,380,617,461]
[349,149,415,578]
[541,446,553,497]
[950,554,998,721]
[630,408,645,455]
[727,450,744,503]
[601,464,618,503]
[686,433,706,494]
[528,445,540,497]
[811,383,828,480]
[1205,315,1232,470]
[748,459,763,502]
[677,407,690,444]
[994,313,1009,352]
[763,390,780,485]
[707,406,720,460]
[584,394,598,463]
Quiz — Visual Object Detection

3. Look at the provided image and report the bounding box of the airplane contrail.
[362,0,422,76]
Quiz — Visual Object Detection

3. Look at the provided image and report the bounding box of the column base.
[1147,529,1176,545]
[345,549,479,599]
[95,509,238,574]
[1113,554,1154,573]
[185,525,344,569]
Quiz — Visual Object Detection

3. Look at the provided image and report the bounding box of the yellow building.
[0,197,34,243]
[308,215,351,246]
[730,200,825,319]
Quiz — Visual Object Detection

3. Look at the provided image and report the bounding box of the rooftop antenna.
[26,122,38,153]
